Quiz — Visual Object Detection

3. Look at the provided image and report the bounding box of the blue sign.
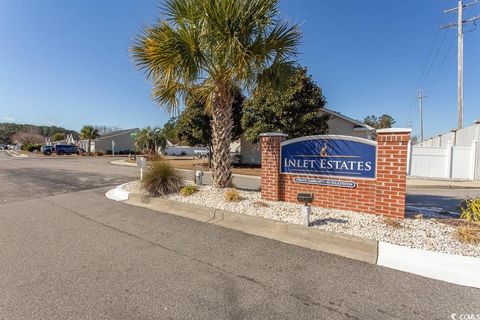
[280,135,377,179]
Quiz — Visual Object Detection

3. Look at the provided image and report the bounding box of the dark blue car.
[55,145,79,155]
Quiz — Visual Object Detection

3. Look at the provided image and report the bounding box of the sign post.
[137,156,146,180]
[112,140,115,157]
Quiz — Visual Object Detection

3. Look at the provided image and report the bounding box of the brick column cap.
[259,132,288,138]
[376,128,412,134]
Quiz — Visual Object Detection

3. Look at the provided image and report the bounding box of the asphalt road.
[0,151,479,319]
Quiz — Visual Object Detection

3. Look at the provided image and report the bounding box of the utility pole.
[416,90,427,141]
[441,0,480,129]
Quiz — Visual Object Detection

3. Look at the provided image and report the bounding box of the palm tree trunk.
[210,86,234,188]
[87,138,91,156]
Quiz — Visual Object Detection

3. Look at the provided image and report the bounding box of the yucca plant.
[224,188,242,202]
[131,0,301,187]
[142,160,182,196]
[455,226,480,244]
[460,197,480,224]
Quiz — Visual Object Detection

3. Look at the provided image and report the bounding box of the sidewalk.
[407,179,480,189]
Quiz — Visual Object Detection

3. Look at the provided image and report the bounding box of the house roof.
[321,107,375,131]
[95,128,138,140]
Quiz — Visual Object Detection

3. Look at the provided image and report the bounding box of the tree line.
[0,123,79,145]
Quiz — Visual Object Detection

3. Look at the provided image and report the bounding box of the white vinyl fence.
[408,141,478,180]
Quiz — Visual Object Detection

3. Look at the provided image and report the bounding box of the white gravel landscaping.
[124,181,480,257]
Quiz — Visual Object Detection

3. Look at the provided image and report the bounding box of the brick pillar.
[260,132,288,201]
[375,128,411,218]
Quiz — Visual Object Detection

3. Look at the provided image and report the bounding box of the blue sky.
[0,0,478,139]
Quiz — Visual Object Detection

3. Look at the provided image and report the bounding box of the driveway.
[0,154,479,319]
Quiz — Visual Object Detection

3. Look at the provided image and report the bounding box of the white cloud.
[2,116,15,122]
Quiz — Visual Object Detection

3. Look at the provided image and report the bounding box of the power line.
[441,0,480,129]
[419,30,449,89]
[429,37,456,92]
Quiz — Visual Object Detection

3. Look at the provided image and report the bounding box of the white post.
[470,140,477,180]
[407,140,412,175]
[446,142,453,179]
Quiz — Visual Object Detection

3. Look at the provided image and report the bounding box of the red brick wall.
[260,130,410,218]
[260,133,287,201]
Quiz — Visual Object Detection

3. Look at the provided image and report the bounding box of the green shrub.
[26,144,42,152]
[142,160,181,196]
[460,197,480,224]
[180,185,199,196]
[224,188,241,202]
[95,151,104,156]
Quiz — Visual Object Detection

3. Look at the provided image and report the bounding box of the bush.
[142,160,182,196]
[144,149,163,162]
[460,197,480,224]
[25,144,42,152]
[95,151,104,156]
[383,217,402,229]
[455,226,480,244]
[224,188,241,202]
[106,150,112,155]
[180,185,199,196]
[180,150,187,156]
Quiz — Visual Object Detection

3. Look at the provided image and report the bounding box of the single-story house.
[78,128,138,154]
[239,107,375,165]
[163,140,209,156]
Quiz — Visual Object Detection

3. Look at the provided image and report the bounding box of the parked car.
[193,149,209,159]
[55,144,79,155]
[41,145,54,155]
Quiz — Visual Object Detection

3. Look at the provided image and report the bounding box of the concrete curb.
[377,242,480,288]
[110,160,136,167]
[125,196,378,264]
[108,184,480,289]
[109,160,262,180]
[5,150,28,158]
[105,183,130,201]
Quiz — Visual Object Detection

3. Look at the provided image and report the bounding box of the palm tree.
[134,127,167,155]
[134,127,151,153]
[80,125,99,156]
[131,0,300,187]
[151,128,167,154]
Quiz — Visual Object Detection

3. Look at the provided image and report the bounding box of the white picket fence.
[407,141,478,180]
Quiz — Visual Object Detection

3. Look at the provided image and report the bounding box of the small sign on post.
[112,140,115,157]
[137,156,146,180]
